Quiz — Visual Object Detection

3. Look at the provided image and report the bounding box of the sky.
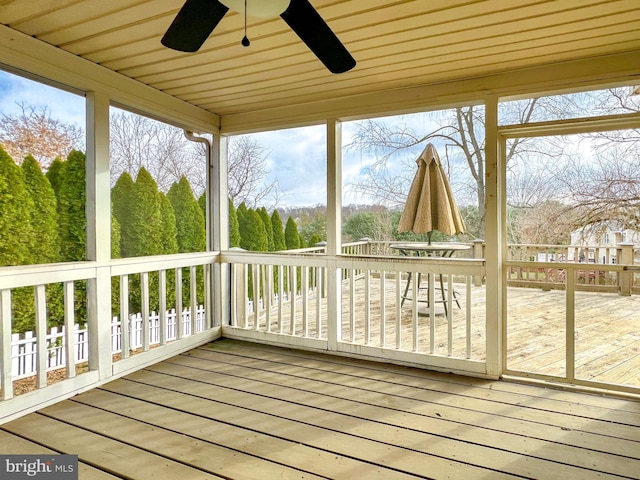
[0,68,469,209]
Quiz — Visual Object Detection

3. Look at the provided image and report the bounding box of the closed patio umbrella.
[398,143,465,243]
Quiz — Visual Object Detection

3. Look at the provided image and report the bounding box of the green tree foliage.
[158,192,179,255]
[22,156,65,330]
[0,148,37,332]
[198,191,207,223]
[21,155,59,263]
[271,210,286,251]
[257,207,274,251]
[343,212,379,242]
[57,150,86,262]
[129,167,163,257]
[285,217,301,250]
[168,176,205,253]
[111,214,121,259]
[0,146,34,266]
[239,207,268,252]
[111,172,136,258]
[45,157,65,197]
[229,199,241,247]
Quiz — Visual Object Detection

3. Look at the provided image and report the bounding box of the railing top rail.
[506,260,627,272]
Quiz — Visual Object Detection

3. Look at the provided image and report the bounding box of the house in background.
[570,221,640,263]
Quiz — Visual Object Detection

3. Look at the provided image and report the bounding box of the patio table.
[390,242,470,316]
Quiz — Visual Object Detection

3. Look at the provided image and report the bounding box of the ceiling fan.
[161,0,356,74]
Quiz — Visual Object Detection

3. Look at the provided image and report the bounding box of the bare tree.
[0,102,84,167]
[347,102,544,236]
[510,201,579,244]
[110,110,204,193]
[227,135,280,209]
[561,87,640,228]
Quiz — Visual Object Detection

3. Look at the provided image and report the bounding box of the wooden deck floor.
[2,339,639,479]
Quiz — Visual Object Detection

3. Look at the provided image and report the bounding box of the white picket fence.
[10,306,205,379]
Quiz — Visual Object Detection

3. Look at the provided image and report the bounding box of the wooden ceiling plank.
[147,7,640,98]
[163,15,640,100]
[112,0,554,78]
[125,0,629,85]
[10,0,149,36]
[0,0,81,25]
[38,0,179,46]
[202,37,640,115]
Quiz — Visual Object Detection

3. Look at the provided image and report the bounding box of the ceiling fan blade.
[161,0,229,52]
[280,0,356,74]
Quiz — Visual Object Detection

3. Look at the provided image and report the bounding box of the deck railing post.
[472,239,485,286]
[617,242,634,296]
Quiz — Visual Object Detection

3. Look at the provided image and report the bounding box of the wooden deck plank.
[128,367,534,478]
[2,414,226,479]
[199,341,640,424]
[0,430,121,479]
[142,358,636,478]
[91,375,490,478]
[209,339,640,414]
[68,388,422,480]
[101,374,521,480]
[176,348,640,445]
[38,400,330,480]
[2,339,639,480]
[162,350,640,476]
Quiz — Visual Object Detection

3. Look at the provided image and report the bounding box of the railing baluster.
[265,265,273,333]
[302,266,309,337]
[428,273,435,354]
[120,275,130,358]
[466,276,472,359]
[63,281,76,377]
[315,267,322,338]
[447,275,453,357]
[175,268,183,338]
[395,273,401,350]
[289,266,297,335]
[190,266,197,334]
[380,271,386,348]
[159,270,167,345]
[364,270,370,345]
[1,289,13,400]
[277,265,284,334]
[141,272,150,351]
[349,269,356,342]
[412,272,418,352]
[35,285,47,389]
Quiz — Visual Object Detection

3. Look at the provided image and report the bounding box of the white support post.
[85,90,112,379]
[485,96,503,379]
[326,118,342,350]
[214,133,229,328]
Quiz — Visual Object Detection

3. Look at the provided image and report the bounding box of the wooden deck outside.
[252,274,640,389]
[2,339,639,479]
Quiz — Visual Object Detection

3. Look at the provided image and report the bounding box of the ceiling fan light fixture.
[219,0,290,18]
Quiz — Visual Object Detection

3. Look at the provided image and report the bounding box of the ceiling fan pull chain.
[241,0,250,46]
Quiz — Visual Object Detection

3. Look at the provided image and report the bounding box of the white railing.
[224,250,486,376]
[342,239,639,293]
[9,305,205,379]
[0,252,220,425]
